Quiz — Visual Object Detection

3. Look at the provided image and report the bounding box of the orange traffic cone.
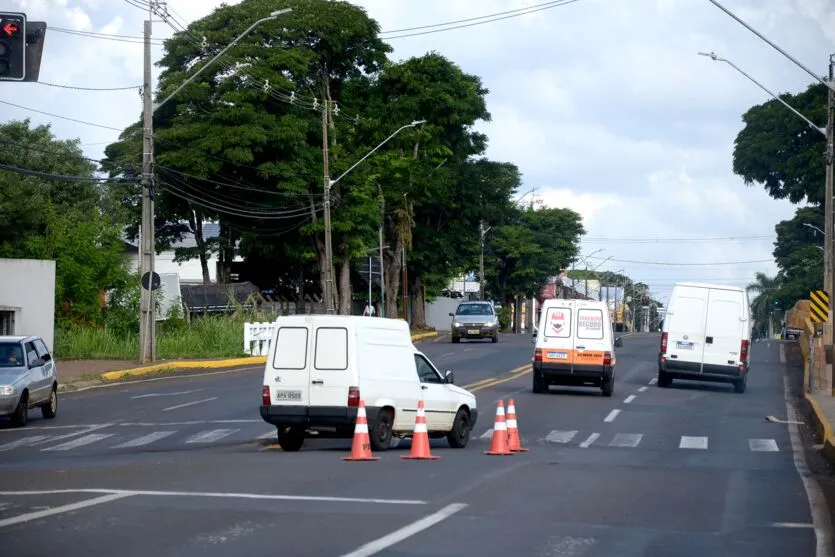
[402,399,440,460]
[343,400,379,461]
[485,400,513,456]
[506,398,528,452]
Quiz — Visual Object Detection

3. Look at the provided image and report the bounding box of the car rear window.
[544,307,571,338]
[456,304,493,315]
[577,309,604,340]
[0,342,24,367]
[272,327,308,370]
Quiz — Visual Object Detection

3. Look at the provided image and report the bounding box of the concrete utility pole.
[827,55,835,394]
[139,3,156,364]
[479,222,491,301]
[322,100,335,314]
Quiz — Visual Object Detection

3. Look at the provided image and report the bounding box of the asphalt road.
[0,332,831,556]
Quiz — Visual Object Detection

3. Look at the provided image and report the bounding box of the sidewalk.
[798,341,835,464]
[55,330,440,391]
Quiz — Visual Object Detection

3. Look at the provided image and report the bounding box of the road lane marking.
[111,431,175,449]
[62,365,264,394]
[749,439,779,452]
[42,433,113,452]
[680,436,708,450]
[185,429,239,444]
[545,430,577,444]
[0,435,49,452]
[469,365,531,392]
[579,433,600,448]
[0,493,132,529]
[772,522,815,528]
[162,396,218,412]
[649,378,658,385]
[609,433,642,448]
[120,419,261,426]
[782,374,833,557]
[603,409,620,423]
[0,488,429,506]
[28,423,116,446]
[624,395,636,404]
[339,503,468,557]
[132,389,207,399]
[479,429,494,440]
[780,343,786,364]
[638,386,648,392]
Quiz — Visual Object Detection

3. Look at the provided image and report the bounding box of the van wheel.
[733,375,747,394]
[447,408,471,448]
[532,370,546,393]
[277,426,305,452]
[601,376,614,397]
[370,409,394,452]
[657,370,671,388]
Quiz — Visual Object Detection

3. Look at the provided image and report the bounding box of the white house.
[0,258,56,351]
[122,222,243,284]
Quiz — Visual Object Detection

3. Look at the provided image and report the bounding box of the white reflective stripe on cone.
[496,408,505,416]
[494,422,507,431]
[357,408,366,418]
[354,423,369,434]
[506,419,518,428]
[413,423,428,434]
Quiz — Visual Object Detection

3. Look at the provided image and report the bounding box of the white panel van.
[532,299,617,396]
[259,315,478,452]
[658,282,751,393]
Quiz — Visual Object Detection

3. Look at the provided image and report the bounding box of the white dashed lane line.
[604,409,620,423]
[624,395,636,404]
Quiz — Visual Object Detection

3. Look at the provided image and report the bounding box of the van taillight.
[534,348,543,363]
[348,386,360,407]
[603,352,612,366]
[261,386,271,406]
[740,340,749,362]
[660,332,668,354]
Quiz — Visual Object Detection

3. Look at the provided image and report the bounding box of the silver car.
[449,302,499,343]
[0,335,58,427]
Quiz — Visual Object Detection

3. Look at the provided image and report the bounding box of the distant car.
[449,302,499,343]
[0,335,58,427]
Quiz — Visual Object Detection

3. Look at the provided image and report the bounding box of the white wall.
[124,251,244,284]
[426,298,463,331]
[0,258,56,351]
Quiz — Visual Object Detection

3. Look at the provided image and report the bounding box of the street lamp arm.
[706,0,835,93]
[330,120,426,186]
[699,52,826,137]
[803,222,825,235]
[153,8,292,113]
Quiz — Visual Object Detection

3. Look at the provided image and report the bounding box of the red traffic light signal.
[0,12,26,81]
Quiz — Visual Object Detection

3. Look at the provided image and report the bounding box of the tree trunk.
[384,238,403,319]
[190,212,211,285]
[410,275,427,328]
[297,267,306,315]
[217,222,236,284]
[338,256,352,315]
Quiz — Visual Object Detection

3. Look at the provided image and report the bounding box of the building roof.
[122,223,222,250]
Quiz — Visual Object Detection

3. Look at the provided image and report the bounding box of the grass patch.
[56,314,261,360]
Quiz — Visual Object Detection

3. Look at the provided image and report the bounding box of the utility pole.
[379,197,385,318]
[479,222,490,301]
[827,54,835,394]
[139,3,156,364]
[322,100,335,314]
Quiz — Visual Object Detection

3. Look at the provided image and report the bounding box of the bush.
[496,306,511,332]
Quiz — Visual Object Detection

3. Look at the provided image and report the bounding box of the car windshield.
[456,304,493,316]
[0,342,24,367]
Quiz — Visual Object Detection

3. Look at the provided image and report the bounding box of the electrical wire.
[585,255,774,266]
[35,81,141,92]
[0,99,125,131]
[583,235,774,243]
[0,137,111,166]
[155,165,323,198]
[0,162,131,183]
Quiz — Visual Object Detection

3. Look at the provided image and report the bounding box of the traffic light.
[0,12,26,81]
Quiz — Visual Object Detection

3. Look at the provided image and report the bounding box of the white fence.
[244,321,275,356]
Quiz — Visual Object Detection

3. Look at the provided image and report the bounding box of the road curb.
[803,357,835,463]
[65,331,439,387]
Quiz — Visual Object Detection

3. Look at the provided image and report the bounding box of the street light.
[697,51,825,136]
[804,223,825,236]
[322,119,427,314]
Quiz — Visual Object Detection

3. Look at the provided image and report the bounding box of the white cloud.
[2,0,831,302]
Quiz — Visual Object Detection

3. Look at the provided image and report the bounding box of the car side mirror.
[449,312,455,317]
[614,337,623,347]
[444,369,454,384]
[29,358,44,368]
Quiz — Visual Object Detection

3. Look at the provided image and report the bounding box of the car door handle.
[311,380,324,385]
[421,385,428,390]
[576,345,585,350]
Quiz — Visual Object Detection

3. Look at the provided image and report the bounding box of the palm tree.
[747,272,781,338]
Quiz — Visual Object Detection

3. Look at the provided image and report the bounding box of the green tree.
[733,82,828,205]
[771,206,824,307]
[0,119,129,324]
[746,272,782,337]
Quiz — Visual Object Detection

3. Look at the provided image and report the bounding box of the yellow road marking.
[462,364,530,390]
[469,365,531,393]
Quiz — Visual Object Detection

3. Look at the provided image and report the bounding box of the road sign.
[809,289,830,323]
[141,271,161,291]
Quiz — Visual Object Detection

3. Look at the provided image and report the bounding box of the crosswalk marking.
[545,430,577,444]
[258,430,277,440]
[112,431,175,449]
[609,433,642,448]
[749,439,779,452]
[579,433,600,448]
[479,429,494,440]
[42,433,113,452]
[0,435,49,453]
[680,436,708,450]
[185,429,239,444]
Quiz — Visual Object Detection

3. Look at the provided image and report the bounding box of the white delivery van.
[532,299,617,396]
[658,282,751,393]
[259,315,478,452]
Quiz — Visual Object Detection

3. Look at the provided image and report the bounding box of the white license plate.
[467,329,480,335]
[547,351,568,359]
[676,341,694,350]
[275,390,302,401]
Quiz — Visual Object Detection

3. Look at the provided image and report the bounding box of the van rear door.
[541,303,575,371]
[702,288,744,372]
[666,286,708,371]
[574,303,609,368]
[309,324,352,409]
[270,324,312,405]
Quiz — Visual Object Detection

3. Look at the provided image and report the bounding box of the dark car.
[449,302,499,343]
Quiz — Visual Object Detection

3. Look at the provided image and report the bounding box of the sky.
[3,0,834,307]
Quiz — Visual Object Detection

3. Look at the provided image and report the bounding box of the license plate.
[274,390,302,401]
[467,329,480,335]
[676,341,694,350]
[547,351,568,359]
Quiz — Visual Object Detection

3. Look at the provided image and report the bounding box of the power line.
[156,165,323,198]
[35,81,141,92]
[0,138,111,166]
[585,255,774,266]
[0,162,130,183]
[0,99,125,131]
[583,235,773,243]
